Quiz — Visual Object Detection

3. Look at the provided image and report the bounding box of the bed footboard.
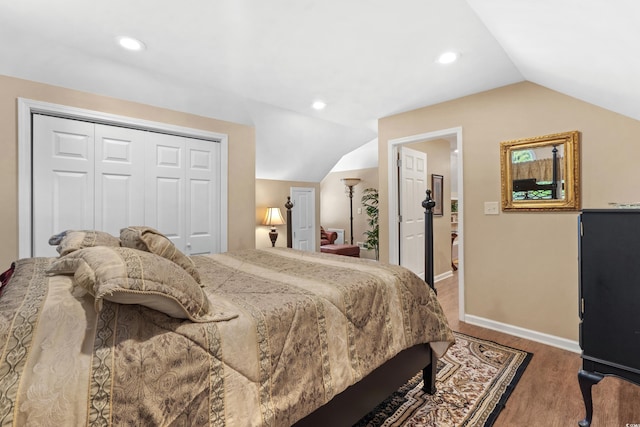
[294,344,436,426]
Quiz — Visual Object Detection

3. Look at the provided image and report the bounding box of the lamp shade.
[262,207,285,226]
[341,178,361,187]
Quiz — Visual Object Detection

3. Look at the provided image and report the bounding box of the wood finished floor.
[435,273,640,427]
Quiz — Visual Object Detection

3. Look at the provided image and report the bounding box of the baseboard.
[464,314,581,354]
[435,270,453,282]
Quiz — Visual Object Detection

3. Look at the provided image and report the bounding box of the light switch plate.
[484,201,499,215]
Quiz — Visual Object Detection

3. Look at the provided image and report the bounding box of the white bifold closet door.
[95,124,146,235]
[145,133,220,255]
[32,114,220,257]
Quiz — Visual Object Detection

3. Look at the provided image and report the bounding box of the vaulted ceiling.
[1,0,638,182]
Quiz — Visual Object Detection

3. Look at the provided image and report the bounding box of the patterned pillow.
[47,246,212,322]
[48,230,121,256]
[119,226,201,284]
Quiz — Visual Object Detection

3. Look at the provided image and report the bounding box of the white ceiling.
[1,0,638,182]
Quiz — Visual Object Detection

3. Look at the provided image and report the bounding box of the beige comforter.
[0,248,453,426]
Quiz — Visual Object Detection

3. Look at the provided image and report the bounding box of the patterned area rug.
[354,332,533,427]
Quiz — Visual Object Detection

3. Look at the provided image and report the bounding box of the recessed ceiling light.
[437,51,459,64]
[117,36,146,51]
[312,100,326,110]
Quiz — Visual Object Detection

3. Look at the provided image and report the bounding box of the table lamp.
[263,207,285,247]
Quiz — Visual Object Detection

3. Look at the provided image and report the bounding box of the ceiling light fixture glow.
[117,36,146,51]
[437,51,459,64]
[312,100,326,110]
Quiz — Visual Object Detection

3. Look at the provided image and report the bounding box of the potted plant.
[361,188,379,260]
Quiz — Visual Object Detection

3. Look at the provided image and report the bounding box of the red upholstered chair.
[320,244,360,257]
[320,227,338,246]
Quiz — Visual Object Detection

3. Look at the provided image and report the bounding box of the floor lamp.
[341,178,361,245]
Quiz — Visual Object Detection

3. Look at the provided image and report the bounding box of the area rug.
[354,332,533,427]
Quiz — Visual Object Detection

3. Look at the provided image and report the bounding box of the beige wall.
[255,179,321,250]
[378,81,640,342]
[320,168,378,259]
[406,138,452,276]
[0,74,256,268]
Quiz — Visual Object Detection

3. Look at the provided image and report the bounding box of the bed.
[0,221,453,426]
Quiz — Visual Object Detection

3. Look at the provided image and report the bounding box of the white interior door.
[291,187,315,251]
[32,115,95,257]
[399,146,427,279]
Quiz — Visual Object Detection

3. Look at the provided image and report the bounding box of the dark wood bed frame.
[288,190,440,426]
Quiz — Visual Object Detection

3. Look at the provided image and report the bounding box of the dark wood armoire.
[578,209,640,426]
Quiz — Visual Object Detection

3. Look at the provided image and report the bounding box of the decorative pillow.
[119,226,201,284]
[47,246,212,322]
[48,230,121,256]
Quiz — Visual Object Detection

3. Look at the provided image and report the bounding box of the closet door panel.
[156,177,182,235]
[95,125,145,236]
[32,115,95,257]
[52,171,92,231]
[186,140,220,255]
[145,133,186,249]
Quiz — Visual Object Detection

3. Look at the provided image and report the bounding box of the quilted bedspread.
[0,248,453,427]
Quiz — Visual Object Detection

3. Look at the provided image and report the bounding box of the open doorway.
[387,127,464,322]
